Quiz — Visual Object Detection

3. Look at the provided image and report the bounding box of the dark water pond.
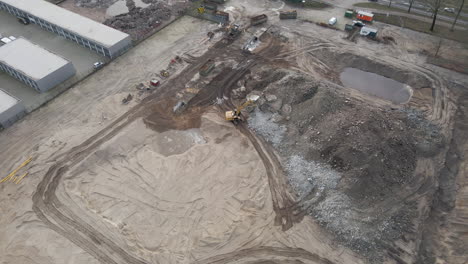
[340,68,412,104]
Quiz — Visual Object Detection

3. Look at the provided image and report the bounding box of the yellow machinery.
[225,95,260,122]
[0,157,32,184]
[198,7,205,14]
[160,70,170,78]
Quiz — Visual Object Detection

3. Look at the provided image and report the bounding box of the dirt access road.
[0,11,368,264]
[0,15,360,264]
[1,1,468,264]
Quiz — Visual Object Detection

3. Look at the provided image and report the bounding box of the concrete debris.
[103,1,189,40]
[248,109,286,146]
[242,64,446,262]
[265,94,277,102]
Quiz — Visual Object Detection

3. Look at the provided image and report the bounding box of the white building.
[0,0,132,58]
[0,89,25,128]
[0,38,76,93]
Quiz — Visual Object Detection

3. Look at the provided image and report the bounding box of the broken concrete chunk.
[266,94,277,102]
[269,99,283,111]
[281,104,292,115]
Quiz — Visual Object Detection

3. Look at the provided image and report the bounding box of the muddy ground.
[1,1,467,264]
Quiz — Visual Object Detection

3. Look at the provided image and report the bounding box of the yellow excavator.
[225,95,260,122]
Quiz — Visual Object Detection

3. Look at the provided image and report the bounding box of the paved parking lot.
[0,10,106,112]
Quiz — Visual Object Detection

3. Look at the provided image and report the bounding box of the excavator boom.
[235,100,254,115]
[225,95,260,122]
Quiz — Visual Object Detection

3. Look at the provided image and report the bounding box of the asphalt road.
[376,0,468,26]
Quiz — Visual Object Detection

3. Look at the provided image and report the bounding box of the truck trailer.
[279,10,297,19]
[356,11,374,22]
[251,14,268,26]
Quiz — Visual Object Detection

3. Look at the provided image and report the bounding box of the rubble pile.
[74,0,117,8]
[244,65,444,261]
[102,0,190,40]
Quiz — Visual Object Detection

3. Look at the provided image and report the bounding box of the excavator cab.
[225,95,260,122]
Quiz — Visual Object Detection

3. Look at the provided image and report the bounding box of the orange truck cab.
[356,11,374,22]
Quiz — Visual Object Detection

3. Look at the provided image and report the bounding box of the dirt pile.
[241,65,445,262]
[104,0,189,40]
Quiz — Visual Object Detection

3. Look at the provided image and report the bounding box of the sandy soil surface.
[0,1,467,264]
[0,16,219,264]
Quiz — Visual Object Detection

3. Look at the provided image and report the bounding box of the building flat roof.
[0,89,18,114]
[0,0,130,48]
[0,38,70,80]
[357,11,374,17]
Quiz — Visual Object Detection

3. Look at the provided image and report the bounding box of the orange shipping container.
[356,11,374,22]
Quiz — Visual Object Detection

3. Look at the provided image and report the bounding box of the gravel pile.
[248,109,286,147]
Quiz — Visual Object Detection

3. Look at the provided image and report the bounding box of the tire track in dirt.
[193,246,335,264]
[186,40,303,231]
[31,46,219,263]
[31,34,305,263]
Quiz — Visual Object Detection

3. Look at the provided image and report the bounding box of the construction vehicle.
[122,94,133,104]
[199,59,215,76]
[224,23,242,40]
[160,70,170,77]
[225,95,260,122]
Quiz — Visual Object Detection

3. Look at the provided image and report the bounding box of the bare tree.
[388,0,393,8]
[407,0,416,12]
[425,0,444,31]
[451,0,466,31]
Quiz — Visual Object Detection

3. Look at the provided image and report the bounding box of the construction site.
[0,0,467,264]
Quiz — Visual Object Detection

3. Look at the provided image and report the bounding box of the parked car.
[150,79,160,87]
[328,17,337,26]
[352,20,366,27]
[93,62,104,69]
[443,7,455,13]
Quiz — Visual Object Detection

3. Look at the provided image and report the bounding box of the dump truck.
[251,14,268,26]
[200,59,215,76]
[279,10,297,19]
